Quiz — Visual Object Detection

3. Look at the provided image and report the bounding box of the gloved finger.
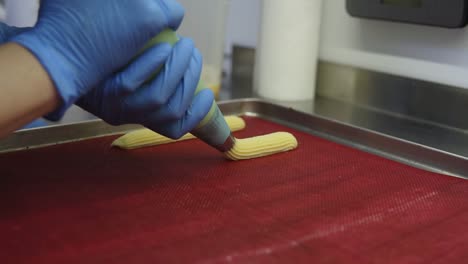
[158,0,185,30]
[0,23,30,43]
[110,43,172,95]
[146,89,214,139]
[124,37,195,111]
[134,48,202,123]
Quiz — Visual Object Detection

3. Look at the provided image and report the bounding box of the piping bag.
[141,29,235,153]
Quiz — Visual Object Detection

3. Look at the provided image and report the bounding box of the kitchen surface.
[1,0,468,263]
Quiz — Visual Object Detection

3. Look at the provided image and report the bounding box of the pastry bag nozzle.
[190,100,236,153]
[142,29,235,153]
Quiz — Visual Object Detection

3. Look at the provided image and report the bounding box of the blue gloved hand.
[76,38,214,139]
[0,23,28,42]
[11,0,185,120]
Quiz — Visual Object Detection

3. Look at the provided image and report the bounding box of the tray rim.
[1,99,466,179]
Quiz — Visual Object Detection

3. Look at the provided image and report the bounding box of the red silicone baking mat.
[1,116,467,264]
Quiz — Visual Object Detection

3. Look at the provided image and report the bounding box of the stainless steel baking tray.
[1,99,467,179]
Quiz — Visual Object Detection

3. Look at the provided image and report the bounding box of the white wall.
[225,0,468,89]
[225,0,262,52]
[320,0,468,89]
[8,0,468,89]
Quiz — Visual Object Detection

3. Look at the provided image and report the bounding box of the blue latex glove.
[11,0,185,120]
[0,23,28,42]
[76,38,214,139]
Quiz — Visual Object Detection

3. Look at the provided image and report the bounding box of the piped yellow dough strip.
[225,132,298,161]
[112,116,246,150]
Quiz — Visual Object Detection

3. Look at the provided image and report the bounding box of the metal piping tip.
[215,134,236,153]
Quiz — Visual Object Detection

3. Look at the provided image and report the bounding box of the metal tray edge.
[1,99,466,179]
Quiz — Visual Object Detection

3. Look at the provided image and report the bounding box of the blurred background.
[4,0,468,131]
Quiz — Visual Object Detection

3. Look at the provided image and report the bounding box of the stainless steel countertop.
[223,47,468,159]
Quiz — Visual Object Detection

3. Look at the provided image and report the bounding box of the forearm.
[0,43,60,138]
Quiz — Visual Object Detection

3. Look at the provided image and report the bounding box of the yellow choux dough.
[112,116,246,150]
[224,132,298,161]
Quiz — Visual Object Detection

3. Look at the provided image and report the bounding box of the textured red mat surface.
[1,116,467,264]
